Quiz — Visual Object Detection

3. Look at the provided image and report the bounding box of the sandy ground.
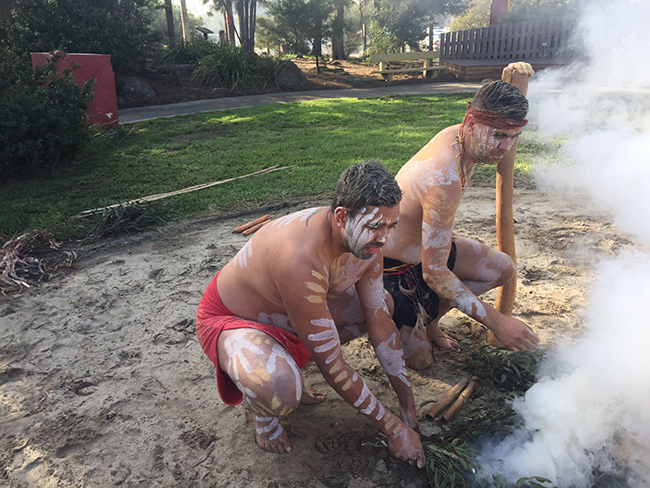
[0,183,638,488]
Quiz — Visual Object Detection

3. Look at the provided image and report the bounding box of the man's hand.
[502,62,535,83]
[386,423,425,469]
[492,315,540,351]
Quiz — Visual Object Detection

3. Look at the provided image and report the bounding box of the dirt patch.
[118,56,457,109]
[0,184,641,487]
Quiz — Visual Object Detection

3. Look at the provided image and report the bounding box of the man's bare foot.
[254,415,292,453]
[301,386,326,405]
[428,332,461,352]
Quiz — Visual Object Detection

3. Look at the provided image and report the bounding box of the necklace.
[455,133,466,191]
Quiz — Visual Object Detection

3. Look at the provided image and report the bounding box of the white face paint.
[343,206,397,261]
[472,124,519,163]
[343,207,378,260]
[234,239,253,268]
[375,332,411,387]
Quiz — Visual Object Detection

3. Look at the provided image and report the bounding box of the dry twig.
[0,230,76,294]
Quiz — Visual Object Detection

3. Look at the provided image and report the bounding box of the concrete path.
[119,81,482,124]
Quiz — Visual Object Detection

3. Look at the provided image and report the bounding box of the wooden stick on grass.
[441,376,478,423]
[425,378,469,420]
[76,166,291,218]
[241,219,270,236]
[234,215,269,234]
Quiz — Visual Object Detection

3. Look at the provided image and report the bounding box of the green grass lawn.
[0,93,540,241]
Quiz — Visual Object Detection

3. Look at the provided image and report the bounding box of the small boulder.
[276,60,306,91]
[120,77,156,102]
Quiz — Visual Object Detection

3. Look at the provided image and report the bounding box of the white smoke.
[476,1,650,486]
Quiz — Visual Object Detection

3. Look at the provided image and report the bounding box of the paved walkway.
[119,82,482,124]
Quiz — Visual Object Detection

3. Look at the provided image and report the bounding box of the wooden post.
[490,68,531,347]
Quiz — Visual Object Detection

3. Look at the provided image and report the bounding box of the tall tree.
[331,0,347,59]
[365,0,463,53]
[235,0,258,52]
[260,0,335,56]
[164,0,176,45]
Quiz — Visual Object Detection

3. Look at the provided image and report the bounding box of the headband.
[466,103,528,129]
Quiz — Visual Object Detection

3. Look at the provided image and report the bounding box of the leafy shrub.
[0,52,95,180]
[192,44,279,90]
[154,38,221,65]
[7,0,160,74]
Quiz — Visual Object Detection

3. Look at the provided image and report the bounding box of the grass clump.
[155,38,220,65]
[193,45,279,90]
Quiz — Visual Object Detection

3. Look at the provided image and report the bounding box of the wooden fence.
[441,16,576,62]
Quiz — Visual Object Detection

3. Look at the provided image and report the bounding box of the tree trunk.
[311,37,323,57]
[246,0,256,53]
[179,0,191,41]
[224,0,236,44]
[490,0,510,25]
[331,3,345,60]
[164,0,175,46]
[359,3,366,58]
[236,0,253,49]
[428,21,434,51]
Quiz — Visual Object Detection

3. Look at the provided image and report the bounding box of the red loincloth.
[196,273,311,406]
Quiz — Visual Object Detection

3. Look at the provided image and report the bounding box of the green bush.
[154,38,221,65]
[7,0,160,74]
[0,52,95,180]
[192,44,279,90]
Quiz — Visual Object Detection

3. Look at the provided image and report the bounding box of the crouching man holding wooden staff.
[383,62,540,369]
[196,161,425,467]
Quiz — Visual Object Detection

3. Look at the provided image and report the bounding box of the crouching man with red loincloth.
[383,62,541,369]
[196,161,425,467]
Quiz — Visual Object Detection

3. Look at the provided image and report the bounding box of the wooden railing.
[441,16,576,62]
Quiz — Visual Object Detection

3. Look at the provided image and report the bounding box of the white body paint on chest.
[407,162,460,201]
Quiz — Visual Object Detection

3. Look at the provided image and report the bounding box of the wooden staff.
[76,166,290,218]
[490,149,517,348]
[425,378,469,420]
[441,376,478,422]
[490,65,532,348]
[234,215,269,234]
[241,219,270,236]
